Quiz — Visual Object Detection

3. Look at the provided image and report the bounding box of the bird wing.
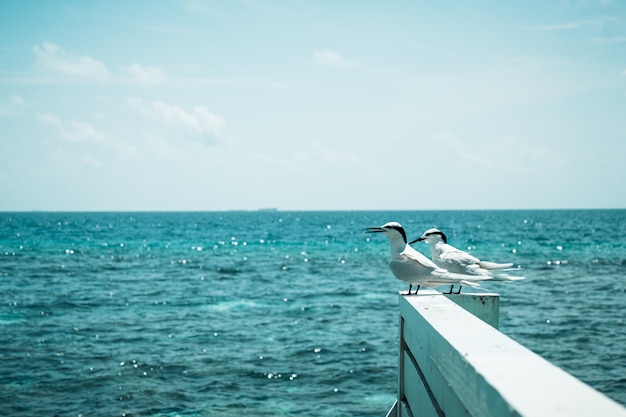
[438,244,518,278]
[401,246,439,269]
[430,269,494,284]
[436,244,483,273]
[390,245,501,287]
[397,247,493,284]
[388,247,440,283]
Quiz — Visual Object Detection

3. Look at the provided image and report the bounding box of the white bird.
[363,222,494,294]
[410,227,524,293]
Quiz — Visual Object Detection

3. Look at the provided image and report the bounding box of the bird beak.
[408,237,424,244]
[363,227,385,234]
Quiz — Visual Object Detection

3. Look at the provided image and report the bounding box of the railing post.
[444,292,499,329]
[397,316,405,416]
[395,290,498,417]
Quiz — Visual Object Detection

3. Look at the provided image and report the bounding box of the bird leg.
[445,285,454,294]
[408,284,412,295]
[414,285,421,294]
[455,286,463,294]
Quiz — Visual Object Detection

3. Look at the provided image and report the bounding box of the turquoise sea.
[1,210,625,416]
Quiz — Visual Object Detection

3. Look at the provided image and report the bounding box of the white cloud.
[181,0,226,18]
[30,42,171,85]
[36,112,105,142]
[80,155,103,168]
[594,36,626,45]
[67,121,106,142]
[0,95,26,115]
[154,101,226,134]
[314,50,358,70]
[526,15,621,32]
[126,63,168,84]
[36,112,62,126]
[310,141,366,166]
[142,26,208,35]
[246,141,367,178]
[434,133,562,171]
[564,0,614,9]
[126,97,151,116]
[526,19,601,31]
[434,133,490,166]
[128,97,226,141]
[33,41,110,79]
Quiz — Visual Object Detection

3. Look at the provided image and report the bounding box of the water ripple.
[1,210,625,416]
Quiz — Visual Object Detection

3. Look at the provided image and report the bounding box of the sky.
[0,0,625,211]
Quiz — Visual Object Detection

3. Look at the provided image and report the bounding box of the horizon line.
[1,207,625,213]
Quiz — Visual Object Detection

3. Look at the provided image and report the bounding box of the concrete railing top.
[395,290,626,417]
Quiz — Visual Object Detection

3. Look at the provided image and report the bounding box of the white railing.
[387,290,626,417]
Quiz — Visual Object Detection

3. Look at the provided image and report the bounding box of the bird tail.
[488,269,525,282]
[476,261,514,270]
[441,271,493,283]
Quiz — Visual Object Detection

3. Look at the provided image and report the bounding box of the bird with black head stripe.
[363,222,493,294]
[410,227,524,294]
